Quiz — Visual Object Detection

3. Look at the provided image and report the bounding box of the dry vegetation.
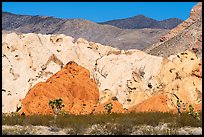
[3,112,202,127]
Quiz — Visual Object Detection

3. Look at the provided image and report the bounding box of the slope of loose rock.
[145,2,202,57]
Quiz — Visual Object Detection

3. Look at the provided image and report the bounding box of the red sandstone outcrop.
[19,61,126,115]
[128,93,170,112]
[19,61,100,115]
[129,92,202,113]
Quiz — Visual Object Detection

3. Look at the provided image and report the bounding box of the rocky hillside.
[99,15,183,29]
[2,12,168,50]
[2,3,202,115]
[145,2,202,57]
[2,32,202,115]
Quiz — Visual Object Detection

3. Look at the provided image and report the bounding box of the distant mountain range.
[2,12,182,50]
[99,14,183,29]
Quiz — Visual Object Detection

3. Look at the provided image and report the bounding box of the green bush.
[104,103,113,114]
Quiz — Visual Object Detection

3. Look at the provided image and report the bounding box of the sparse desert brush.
[104,103,113,114]
[2,111,202,129]
[2,113,53,126]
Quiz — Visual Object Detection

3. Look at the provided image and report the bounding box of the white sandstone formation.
[2,32,202,113]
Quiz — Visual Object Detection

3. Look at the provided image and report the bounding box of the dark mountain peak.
[132,14,150,19]
[2,11,169,50]
[100,14,183,29]
[153,18,183,29]
[131,14,157,21]
[161,18,183,22]
[163,18,184,24]
[99,14,158,29]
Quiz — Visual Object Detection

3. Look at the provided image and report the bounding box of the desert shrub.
[2,111,202,129]
[104,103,113,114]
[27,115,53,126]
[56,114,87,129]
[188,104,200,120]
[49,98,65,113]
[2,113,53,126]
[176,112,202,127]
[49,98,65,126]
[2,113,24,125]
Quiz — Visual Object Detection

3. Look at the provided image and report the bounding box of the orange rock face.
[128,93,170,113]
[20,61,100,115]
[19,60,202,115]
[128,92,202,113]
[94,99,126,114]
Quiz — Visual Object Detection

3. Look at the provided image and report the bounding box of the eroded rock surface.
[2,33,115,113]
[19,61,100,115]
[2,32,202,114]
[145,2,202,57]
[2,32,163,113]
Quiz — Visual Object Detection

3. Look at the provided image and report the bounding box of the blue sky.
[2,2,198,22]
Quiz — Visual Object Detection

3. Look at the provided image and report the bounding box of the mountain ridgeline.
[99,15,183,29]
[2,12,182,50]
